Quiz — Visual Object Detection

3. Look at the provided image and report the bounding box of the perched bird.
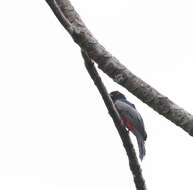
[110,91,147,160]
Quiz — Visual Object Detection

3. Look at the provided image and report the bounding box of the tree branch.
[45,0,193,136]
[82,50,147,190]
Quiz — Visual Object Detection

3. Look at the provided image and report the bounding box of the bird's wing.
[115,100,147,140]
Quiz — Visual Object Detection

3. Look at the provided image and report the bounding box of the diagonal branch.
[45,0,193,136]
[82,50,147,190]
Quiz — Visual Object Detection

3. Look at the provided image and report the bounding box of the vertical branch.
[81,50,147,190]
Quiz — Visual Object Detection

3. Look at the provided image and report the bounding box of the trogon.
[110,91,147,160]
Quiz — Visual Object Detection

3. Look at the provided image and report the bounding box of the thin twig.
[82,50,147,190]
[45,0,193,136]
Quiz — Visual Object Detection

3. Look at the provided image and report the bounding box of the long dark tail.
[137,137,146,160]
[135,131,146,161]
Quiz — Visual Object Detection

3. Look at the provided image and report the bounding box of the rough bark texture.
[82,51,147,190]
[45,0,193,136]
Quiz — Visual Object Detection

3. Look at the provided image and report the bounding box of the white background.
[0,0,193,189]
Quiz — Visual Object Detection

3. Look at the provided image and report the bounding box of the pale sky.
[0,1,193,190]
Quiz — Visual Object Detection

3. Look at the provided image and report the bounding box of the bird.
[109,91,147,160]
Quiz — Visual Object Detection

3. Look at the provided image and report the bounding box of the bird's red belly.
[120,115,135,133]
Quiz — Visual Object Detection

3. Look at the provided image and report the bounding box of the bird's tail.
[135,132,146,161]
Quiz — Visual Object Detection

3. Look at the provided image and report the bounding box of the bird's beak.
[109,93,112,97]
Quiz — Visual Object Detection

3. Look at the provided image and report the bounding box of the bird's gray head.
[109,91,126,102]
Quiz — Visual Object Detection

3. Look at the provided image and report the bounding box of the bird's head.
[109,91,126,102]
